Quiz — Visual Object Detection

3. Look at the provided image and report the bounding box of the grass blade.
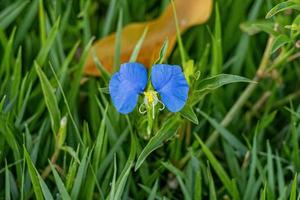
[23,147,43,200]
[0,1,29,30]
[35,62,61,135]
[49,162,71,200]
[147,179,159,200]
[195,134,237,199]
[129,27,148,62]
[135,116,181,170]
[199,110,247,153]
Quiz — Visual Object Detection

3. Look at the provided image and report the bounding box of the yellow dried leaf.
[84,0,212,76]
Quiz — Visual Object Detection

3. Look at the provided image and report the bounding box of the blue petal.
[151,64,189,112]
[109,62,148,114]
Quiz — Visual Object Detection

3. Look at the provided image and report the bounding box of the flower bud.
[56,116,67,149]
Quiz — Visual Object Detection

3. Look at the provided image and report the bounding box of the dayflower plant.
[109,62,189,118]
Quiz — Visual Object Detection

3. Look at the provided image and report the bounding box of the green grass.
[0,0,300,199]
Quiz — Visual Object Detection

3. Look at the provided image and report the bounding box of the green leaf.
[162,162,191,200]
[109,155,117,200]
[271,34,292,54]
[129,27,148,62]
[180,105,198,124]
[49,63,83,145]
[114,131,137,199]
[68,38,93,109]
[290,174,298,200]
[24,147,43,200]
[97,128,129,179]
[36,17,60,65]
[15,0,38,46]
[147,179,159,200]
[195,134,238,199]
[171,0,186,63]
[194,169,202,200]
[5,161,11,200]
[244,133,259,199]
[276,151,285,198]
[71,149,90,200]
[0,123,22,181]
[154,39,169,64]
[240,20,277,36]
[260,183,267,200]
[114,9,123,71]
[193,74,253,103]
[49,162,71,200]
[211,2,222,76]
[37,172,54,200]
[0,0,29,30]
[267,141,275,196]
[101,0,117,37]
[35,62,61,134]
[199,110,247,153]
[0,95,6,112]
[38,0,46,45]
[207,163,217,200]
[135,116,181,170]
[286,14,300,32]
[266,0,300,19]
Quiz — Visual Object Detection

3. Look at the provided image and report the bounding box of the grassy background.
[0,0,300,199]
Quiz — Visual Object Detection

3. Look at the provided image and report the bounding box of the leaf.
[147,180,159,200]
[71,150,90,199]
[24,147,43,200]
[84,0,212,75]
[49,162,71,200]
[266,0,300,19]
[180,105,198,124]
[5,161,10,200]
[267,141,275,196]
[0,95,6,112]
[35,62,61,135]
[38,174,54,200]
[135,116,181,170]
[36,17,60,65]
[101,0,117,37]
[0,0,29,30]
[207,163,217,200]
[129,27,148,63]
[162,162,191,200]
[154,39,169,64]
[193,74,254,103]
[286,14,300,32]
[195,134,238,199]
[290,174,298,200]
[15,0,38,46]
[271,34,292,54]
[109,155,117,200]
[114,9,123,71]
[114,132,137,199]
[211,2,222,76]
[240,20,277,36]
[199,110,247,153]
[276,151,285,198]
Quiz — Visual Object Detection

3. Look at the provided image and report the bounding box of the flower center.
[143,90,158,106]
[139,90,165,118]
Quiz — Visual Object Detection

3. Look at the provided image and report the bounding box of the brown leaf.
[84,0,212,76]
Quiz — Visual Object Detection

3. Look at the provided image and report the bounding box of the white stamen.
[139,103,147,114]
[152,103,155,119]
[158,99,165,111]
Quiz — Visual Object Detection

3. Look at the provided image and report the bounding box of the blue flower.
[109,62,189,114]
